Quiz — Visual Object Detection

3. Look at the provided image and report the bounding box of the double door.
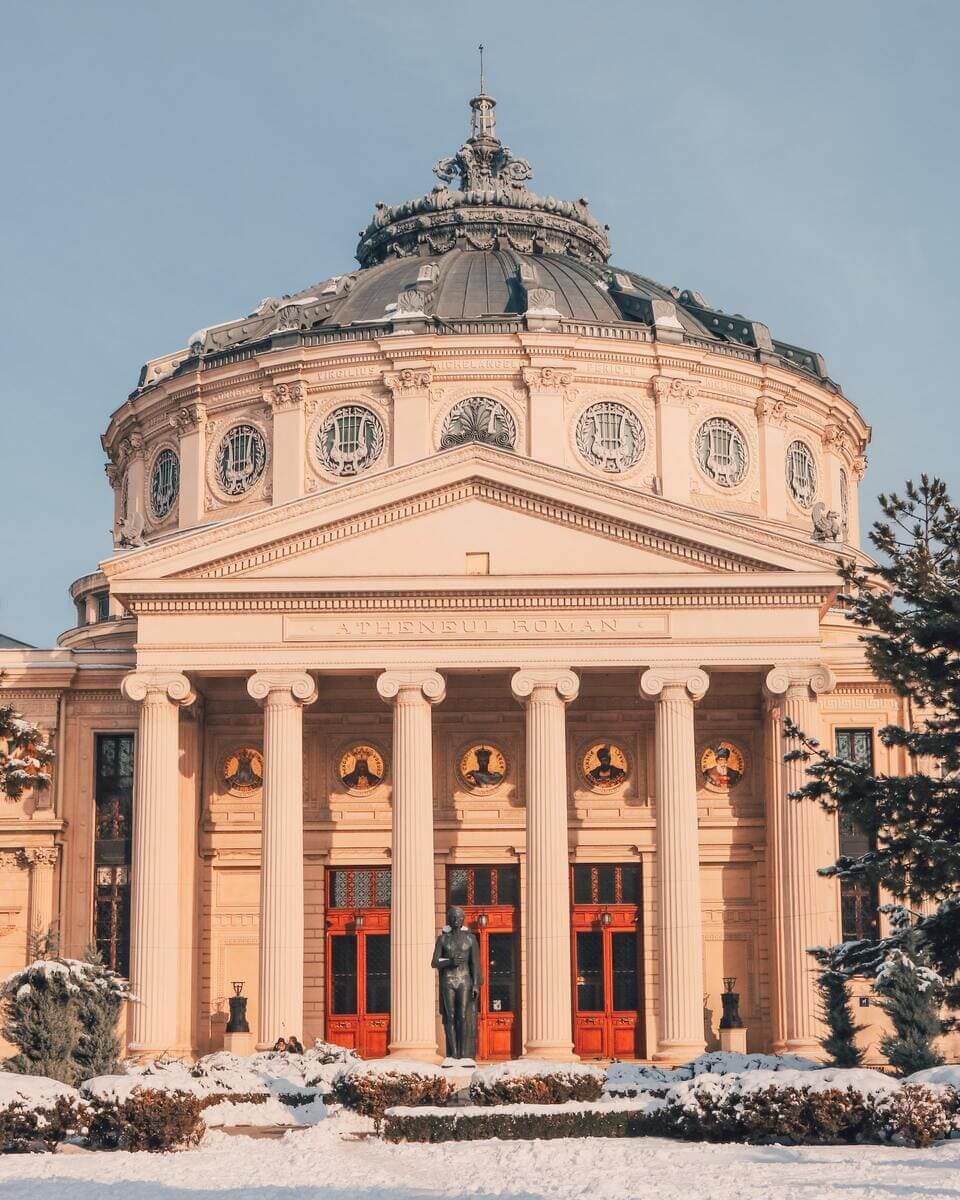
[325,867,391,1059]
[447,866,521,1060]
[571,864,642,1059]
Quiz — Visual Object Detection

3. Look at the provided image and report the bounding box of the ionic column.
[377,669,446,1059]
[121,671,196,1055]
[247,672,317,1049]
[21,847,59,948]
[640,666,709,1063]
[764,665,839,1054]
[511,668,580,1060]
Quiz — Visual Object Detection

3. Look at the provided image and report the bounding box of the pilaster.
[651,376,696,503]
[175,400,207,529]
[264,381,307,506]
[755,392,789,521]
[383,369,434,466]
[521,367,574,465]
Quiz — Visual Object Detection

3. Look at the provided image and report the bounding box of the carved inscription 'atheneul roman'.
[282,614,669,642]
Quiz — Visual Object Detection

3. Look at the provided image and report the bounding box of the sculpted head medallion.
[457,743,508,793]
[700,741,746,792]
[338,744,386,794]
[221,747,264,796]
[580,742,630,792]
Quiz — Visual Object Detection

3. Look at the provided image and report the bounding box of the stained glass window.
[835,729,879,942]
[94,734,134,975]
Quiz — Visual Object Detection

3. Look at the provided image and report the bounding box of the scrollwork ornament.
[510,669,580,704]
[121,671,196,707]
[246,672,318,707]
[376,670,446,705]
[639,666,710,702]
[652,376,699,407]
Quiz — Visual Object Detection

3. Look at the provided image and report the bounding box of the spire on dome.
[433,52,533,192]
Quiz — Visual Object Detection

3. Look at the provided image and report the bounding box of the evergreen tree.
[785,477,960,1007]
[1,940,131,1084]
[0,705,54,800]
[810,946,864,1067]
[874,917,945,1076]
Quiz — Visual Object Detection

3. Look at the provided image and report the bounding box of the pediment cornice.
[101,443,848,584]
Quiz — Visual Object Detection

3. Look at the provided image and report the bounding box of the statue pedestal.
[719,1027,747,1054]
[224,1031,254,1056]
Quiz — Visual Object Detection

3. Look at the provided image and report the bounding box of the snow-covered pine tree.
[1,944,131,1084]
[810,946,864,1067]
[874,915,945,1076]
[785,476,960,1008]
[73,944,124,1080]
[0,704,54,800]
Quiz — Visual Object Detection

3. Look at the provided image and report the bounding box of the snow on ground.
[1,1105,960,1200]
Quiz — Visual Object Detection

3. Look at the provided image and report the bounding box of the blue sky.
[1,0,957,645]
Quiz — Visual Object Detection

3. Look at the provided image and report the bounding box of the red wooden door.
[325,867,391,1058]
[571,864,642,1060]
[447,866,521,1060]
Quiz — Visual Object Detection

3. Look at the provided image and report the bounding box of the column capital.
[511,668,580,704]
[247,671,318,707]
[763,664,836,703]
[639,665,709,702]
[376,669,446,705]
[121,671,196,707]
[19,846,59,868]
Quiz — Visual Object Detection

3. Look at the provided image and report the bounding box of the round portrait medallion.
[579,742,630,792]
[222,747,264,796]
[457,743,508,793]
[700,741,746,792]
[338,744,385,794]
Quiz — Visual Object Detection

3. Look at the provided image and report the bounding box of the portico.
[102,445,847,1062]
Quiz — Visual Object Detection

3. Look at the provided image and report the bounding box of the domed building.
[1,86,902,1066]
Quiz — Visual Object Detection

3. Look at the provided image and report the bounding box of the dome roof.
[139,89,837,394]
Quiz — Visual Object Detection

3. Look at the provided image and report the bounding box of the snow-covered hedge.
[385,1072,958,1148]
[604,1051,821,1097]
[332,1059,455,1119]
[468,1060,604,1105]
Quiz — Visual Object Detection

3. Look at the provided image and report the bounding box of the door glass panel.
[597,866,616,904]
[573,866,593,905]
[374,868,392,907]
[611,932,638,1010]
[497,867,518,907]
[331,935,357,1014]
[576,931,604,1011]
[620,865,640,905]
[365,934,391,1014]
[473,869,492,906]
[353,870,372,909]
[487,933,516,1013]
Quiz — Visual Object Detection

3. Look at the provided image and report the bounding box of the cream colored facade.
[0,92,921,1065]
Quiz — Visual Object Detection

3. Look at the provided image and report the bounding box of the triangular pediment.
[103,445,844,591]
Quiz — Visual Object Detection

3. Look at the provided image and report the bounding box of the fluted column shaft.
[765,665,839,1054]
[248,672,317,1049]
[641,667,709,1063]
[121,671,195,1056]
[512,668,579,1060]
[377,670,445,1059]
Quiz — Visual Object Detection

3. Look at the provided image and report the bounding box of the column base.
[522,1042,579,1062]
[653,1039,706,1065]
[386,1044,441,1064]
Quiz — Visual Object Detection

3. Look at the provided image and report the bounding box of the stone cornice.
[102,443,851,584]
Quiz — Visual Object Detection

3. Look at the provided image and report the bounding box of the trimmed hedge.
[384,1082,959,1148]
[469,1069,603,1106]
[0,1096,90,1153]
[333,1069,455,1120]
[86,1088,204,1152]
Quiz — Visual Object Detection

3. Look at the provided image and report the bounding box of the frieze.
[284,613,669,643]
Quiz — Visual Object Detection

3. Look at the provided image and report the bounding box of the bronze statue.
[431,905,482,1060]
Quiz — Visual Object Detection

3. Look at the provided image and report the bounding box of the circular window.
[695,417,749,487]
[316,405,385,477]
[786,440,818,508]
[215,424,267,496]
[575,402,645,472]
[149,448,180,519]
[440,396,516,450]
